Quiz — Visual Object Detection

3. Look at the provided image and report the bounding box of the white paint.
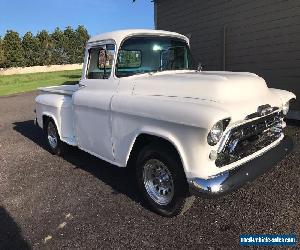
[73,78,119,162]
[87,29,189,46]
[35,29,296,180]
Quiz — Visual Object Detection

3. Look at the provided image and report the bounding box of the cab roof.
[87,29,189,46]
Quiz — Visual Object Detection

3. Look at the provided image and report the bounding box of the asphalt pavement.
[0,91,299,249]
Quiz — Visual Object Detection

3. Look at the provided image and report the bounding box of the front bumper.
[188,135,293,197]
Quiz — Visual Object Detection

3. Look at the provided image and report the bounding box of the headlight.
[207,121,224,146]
[282,101,290,115]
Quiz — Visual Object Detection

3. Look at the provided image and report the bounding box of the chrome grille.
[216,111,283,167]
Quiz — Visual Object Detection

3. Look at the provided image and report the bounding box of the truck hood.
[114,70,294,130]
[132,71,270,103]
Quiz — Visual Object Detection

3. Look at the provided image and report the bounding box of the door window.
[87,44,115,79]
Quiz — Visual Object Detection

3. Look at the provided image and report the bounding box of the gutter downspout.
[154,0,158,29]
[223,25,227,71]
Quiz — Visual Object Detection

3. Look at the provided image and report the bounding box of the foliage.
[22,32,39,66]
[0,69,81,96]
[2,30,25,68]
[0,25,90,68]
[0,36,5,67]
[63,26,78,64]
[51,27,68,65]
[36,30,53,66]
[74,25,90,63]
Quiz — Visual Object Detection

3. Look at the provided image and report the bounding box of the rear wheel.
[45,119,64,156]
[136,143,195,217]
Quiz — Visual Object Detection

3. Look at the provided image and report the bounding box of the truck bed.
[38,84,79,96]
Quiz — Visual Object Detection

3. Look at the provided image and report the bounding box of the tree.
[74,25,90,63]
[22,32,39,66]
[36,30,52,65]
[51,27,68,65]
[0,25,90,68]
[63,26,77,64]
[2,30,25,67]
[0,36,5,68]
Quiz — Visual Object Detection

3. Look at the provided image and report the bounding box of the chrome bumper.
[188,136,293,197]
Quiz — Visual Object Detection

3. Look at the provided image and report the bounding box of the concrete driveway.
[0,92,299,249]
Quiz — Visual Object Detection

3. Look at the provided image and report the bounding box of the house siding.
[155,0,300,111]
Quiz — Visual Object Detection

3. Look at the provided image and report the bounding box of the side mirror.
[97,48,107,69]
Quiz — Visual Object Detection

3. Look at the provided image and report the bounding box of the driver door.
[73,43,118,163]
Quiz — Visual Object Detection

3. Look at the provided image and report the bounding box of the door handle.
[79,83,87,88]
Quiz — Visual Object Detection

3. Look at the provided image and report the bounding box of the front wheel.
[136,143,195,217]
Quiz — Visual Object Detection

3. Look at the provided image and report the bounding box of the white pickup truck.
[35,29,296,217]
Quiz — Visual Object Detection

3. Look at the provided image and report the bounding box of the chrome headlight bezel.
[282,101,290,116]
[207,119,230,146]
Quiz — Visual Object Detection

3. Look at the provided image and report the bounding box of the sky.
[0,0,154,37]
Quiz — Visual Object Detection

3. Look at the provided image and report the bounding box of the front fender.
[111,95,231,178]
[269,88,296,105]
[125,127,188,171]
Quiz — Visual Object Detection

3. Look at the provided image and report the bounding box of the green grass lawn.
[0,69,82,96]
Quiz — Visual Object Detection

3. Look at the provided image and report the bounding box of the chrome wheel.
[47,121,58,149]
[143,159,174,206]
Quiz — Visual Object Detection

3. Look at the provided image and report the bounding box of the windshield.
[116,36,195,77]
